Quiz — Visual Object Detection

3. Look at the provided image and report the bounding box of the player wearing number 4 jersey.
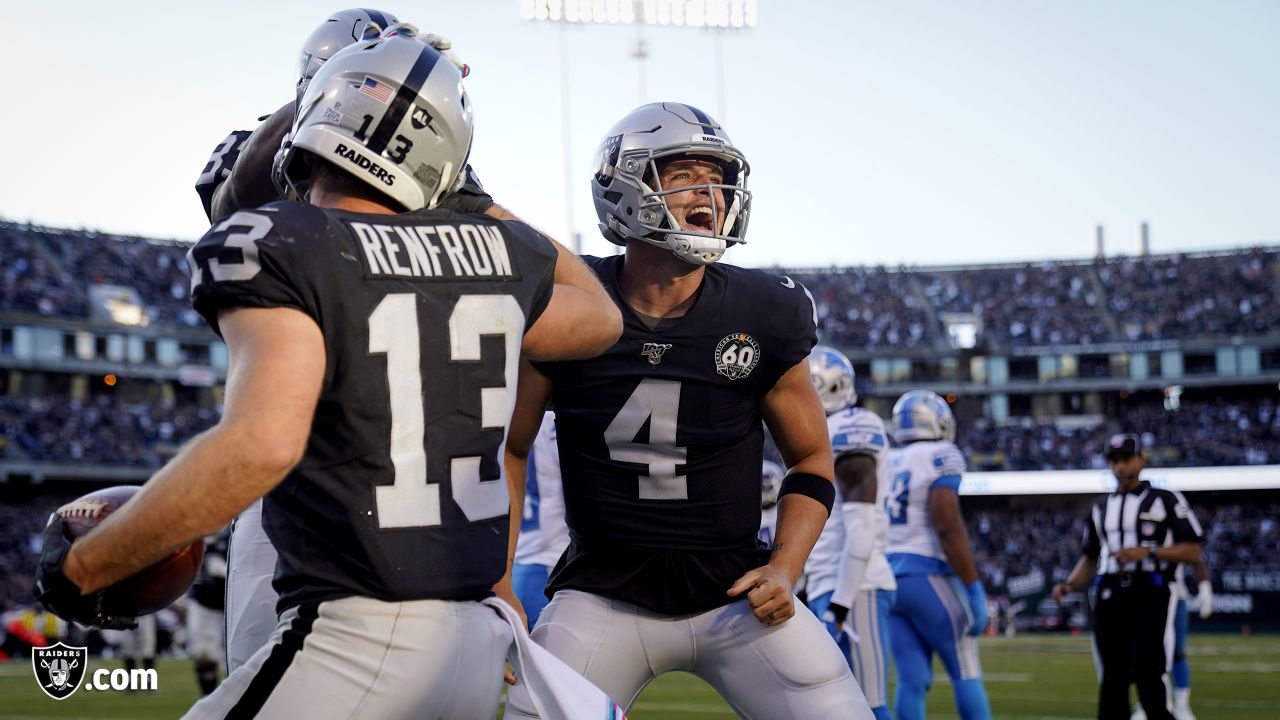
[505,103,872,719]
[37,31,621,720]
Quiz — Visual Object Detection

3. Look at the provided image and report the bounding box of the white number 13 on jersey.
[369,293,522,529]
[605,379,689,500]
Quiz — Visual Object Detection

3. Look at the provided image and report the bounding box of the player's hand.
[34,514,136,630]
[1197,580,1214,619]
[819,602,849,641]
[964,580,989,637]
[1050,582,1072,603]
[1112,546,1151,563]
[489,578,525,684]
[423,33,470,77]
[728,564,795,626]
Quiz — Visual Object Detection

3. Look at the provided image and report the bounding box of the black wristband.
[778,472,836,515]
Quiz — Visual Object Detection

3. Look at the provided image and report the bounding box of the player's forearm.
[210,102,293,220]
[1063,555,1098,592]
[523,285,622,360]
[937,532,980,585]
[501,449,529,577]
[1193,558,1211,583]
[771,493,831,585]
[65,423,295,593]
[1153,541,1201,565]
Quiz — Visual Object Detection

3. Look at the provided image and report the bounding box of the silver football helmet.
[761,459,784,509]
[809,345,857,415]
[297,9,400,100]
[891,390,956,443]
[275,27,473,211]
[591,102,751,265]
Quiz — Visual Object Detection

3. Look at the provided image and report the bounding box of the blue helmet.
[808,344,856,414]
[892,390,955,443]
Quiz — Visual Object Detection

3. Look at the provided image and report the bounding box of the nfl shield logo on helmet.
[714,333,760,380]
[32,642,88,700]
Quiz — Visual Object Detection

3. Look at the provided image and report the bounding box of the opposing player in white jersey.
[804,346,897,720]
[513,412,570,629]
[885,391,991,720]
[758,459,784,547]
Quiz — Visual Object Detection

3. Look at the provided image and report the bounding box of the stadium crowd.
[968,498,1280,595]
[4,391,1274,471]
[3,220,1275,350]
[0,222,198,328]
[959,395,1280,470]
[0,395,219,467]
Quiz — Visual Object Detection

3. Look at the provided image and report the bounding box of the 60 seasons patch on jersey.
[715,333,760,380]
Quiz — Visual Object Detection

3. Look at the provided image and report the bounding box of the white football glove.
[1197,580,1214,619]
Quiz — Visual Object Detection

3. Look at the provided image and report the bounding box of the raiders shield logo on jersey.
[32,643,88,700]
[715,333,760,380]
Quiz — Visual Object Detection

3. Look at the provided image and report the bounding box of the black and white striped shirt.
[1081,480,1203,578]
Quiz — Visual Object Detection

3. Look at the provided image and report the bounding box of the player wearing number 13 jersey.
[37,33,620,720]
[505,103,872,719]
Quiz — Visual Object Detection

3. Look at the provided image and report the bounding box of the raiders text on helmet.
[275,27,473,212]
[591,102,751,265]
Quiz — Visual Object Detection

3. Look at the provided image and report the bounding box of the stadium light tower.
[520,1,757,249]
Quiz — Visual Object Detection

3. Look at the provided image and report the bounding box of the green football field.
[2,634,1278,718]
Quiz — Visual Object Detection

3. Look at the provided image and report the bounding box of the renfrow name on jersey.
[350,221,514,279]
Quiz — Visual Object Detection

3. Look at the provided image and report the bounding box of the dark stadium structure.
[1,218,1278,631]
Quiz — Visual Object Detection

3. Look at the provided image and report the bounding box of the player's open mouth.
[685,206,715,232]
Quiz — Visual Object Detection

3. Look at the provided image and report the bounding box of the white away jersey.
[515,413,570,568]
[804,407,895,597]
[885,440,966,573]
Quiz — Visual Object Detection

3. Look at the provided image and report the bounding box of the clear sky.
[2,1,1276,268]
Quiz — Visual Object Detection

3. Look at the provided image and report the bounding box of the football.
[56,485,204,616]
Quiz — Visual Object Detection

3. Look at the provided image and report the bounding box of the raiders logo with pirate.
[32,642,88,700]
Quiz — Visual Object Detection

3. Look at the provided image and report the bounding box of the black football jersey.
[193,127,494,222]
[536,255,817,614]
[188,202,557,610]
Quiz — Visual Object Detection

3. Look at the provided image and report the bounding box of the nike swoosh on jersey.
[780,277,795,288]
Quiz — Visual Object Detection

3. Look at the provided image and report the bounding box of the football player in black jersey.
[194,9,517,674]
[504,103,873,719]
[37,30,621,718]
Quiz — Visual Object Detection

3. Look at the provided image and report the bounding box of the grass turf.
[1,634,1277,718]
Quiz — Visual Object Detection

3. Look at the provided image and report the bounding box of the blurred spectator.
[790,266,936,350]
[1101,249,1280,341]
[0,395,219,467]
[958,394,1280,470]
[918,262,1108,348]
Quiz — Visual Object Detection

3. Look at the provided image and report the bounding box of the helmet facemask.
[603,143,751,266]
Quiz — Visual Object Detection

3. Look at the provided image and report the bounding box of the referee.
[1052,433,1204,720]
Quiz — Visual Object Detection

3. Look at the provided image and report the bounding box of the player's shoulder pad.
[723,264,819,337]
[930,442,967,477]
[829,407,888,455]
